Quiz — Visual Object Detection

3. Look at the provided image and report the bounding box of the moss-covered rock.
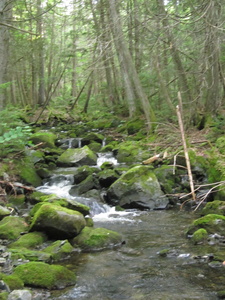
[57,146,97,167]
[28,193,90,217]
[29,203,86,239]
[107,165,168,210]
[72,227,123,251]
[0,216,29,240]
[73,165,99,183]
[8,194,26,207]
[10,248,52,262]
[43,240,74,261]
[16,157,42,187]
[191,228,208,244]
[186,214,225,235]
[115,141,150,164]
[0,205,11,220]
[8,232,48,249]
[69,175,99,196]
[97,169,120,188]
[30,132,57,148]
[0,273,24,290]
[13,261,76,289]
[0,293,8,300]
[202,200,225,216]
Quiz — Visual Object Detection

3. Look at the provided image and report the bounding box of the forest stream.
[35,154,224,300]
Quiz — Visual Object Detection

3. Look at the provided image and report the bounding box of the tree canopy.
[0,0,224,128]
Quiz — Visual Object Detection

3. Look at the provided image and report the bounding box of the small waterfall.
[97,152,118,167]
[102,138,106,147]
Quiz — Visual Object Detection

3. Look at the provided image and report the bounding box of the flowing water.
[36,153,225,300]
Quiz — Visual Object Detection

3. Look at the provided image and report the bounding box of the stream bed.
[35,152,225,300]
[48,208,224,300]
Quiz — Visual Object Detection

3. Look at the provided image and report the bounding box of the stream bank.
[1,117,225,299]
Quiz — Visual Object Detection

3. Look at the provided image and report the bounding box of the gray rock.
[8,289,32,300]
[107,165,169,210]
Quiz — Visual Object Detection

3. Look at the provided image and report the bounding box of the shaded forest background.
[0,0,224,130]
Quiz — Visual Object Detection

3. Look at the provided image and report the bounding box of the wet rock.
[43,240,74,261]
[29,203,86,239]
[72,227,124,251]
[0,205,11,220]
[106,165,169,210]
[8,289,32,300]
[57,146,97,167]
[186,214,225,236]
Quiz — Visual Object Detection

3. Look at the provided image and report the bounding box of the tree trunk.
[107,0,155,130]
[0,0,11,109]
[36,0,45,106]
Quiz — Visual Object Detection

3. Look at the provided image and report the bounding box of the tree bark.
[0,0,11,109]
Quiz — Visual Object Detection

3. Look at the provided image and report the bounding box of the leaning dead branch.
[176,92,196,201]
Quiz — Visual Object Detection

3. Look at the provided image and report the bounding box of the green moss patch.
[191,228,208,244]
[0,216,29,240]
[72,227,123,251]
[187,214,225,235]
[0,273,24,290]
[13,261,76,289]
[202,200,225,216]
[30,132,57,148]
[43,240,74,261]
[8,231,48,249]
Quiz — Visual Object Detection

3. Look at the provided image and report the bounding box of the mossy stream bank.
[0,119,225,299]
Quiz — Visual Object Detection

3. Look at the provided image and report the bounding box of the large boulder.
[106,165,168,210]
[57,146,97,167]
[29,203,86,239]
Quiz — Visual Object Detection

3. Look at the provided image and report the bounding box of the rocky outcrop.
[106,165,169,210]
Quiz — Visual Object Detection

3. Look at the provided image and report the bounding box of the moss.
[57,146,97,167]
[8,231,48,249]
[217,291,225,299]
[0,292,8,300]
[13,261,76,289]
[0,273,24,290]
[10,248,51,262]
[187,214,225,235]
[8,194,26,207]
[30,132,57,148]
[29,203,86,238]
[157,249,170,257]
[43,240,74,261]
[72,227,123,251]
[202,200,225,216]
[191,228,208,244]
[0,216,29,240]
[16,157,42,187]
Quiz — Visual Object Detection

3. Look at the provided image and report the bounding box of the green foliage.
[0,107,33,156]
